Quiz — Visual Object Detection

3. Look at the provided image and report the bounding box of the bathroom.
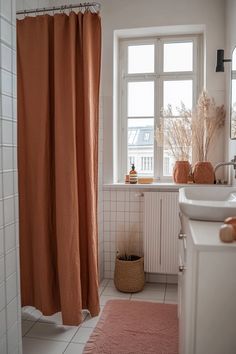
[0,0,236,353]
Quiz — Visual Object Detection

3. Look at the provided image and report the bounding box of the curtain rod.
[16,2,101,15]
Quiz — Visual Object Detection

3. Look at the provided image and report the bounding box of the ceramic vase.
[173,161,190,184]
[193,161,215,184]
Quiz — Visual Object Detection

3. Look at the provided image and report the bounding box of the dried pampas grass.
[155,103,192,161]
[192,91,225,161]
[155,91,225,163]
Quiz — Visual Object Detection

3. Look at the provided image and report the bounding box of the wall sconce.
[216,49,232,72]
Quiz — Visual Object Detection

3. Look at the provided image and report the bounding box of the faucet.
[214,155,236,179]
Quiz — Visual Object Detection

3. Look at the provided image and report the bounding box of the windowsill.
[103,182,191,191]
[103,182,231,191]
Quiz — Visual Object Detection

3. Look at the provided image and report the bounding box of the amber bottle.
[129,163,138,184]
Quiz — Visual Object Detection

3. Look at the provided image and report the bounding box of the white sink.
[179,186,236,221]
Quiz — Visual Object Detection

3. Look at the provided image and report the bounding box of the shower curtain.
[17,11,101,326]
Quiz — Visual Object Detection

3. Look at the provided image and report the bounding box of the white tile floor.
[22,280,178,354]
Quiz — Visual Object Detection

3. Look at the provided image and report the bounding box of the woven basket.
[114,256,145,293]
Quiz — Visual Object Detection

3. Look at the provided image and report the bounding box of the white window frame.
[118,34,202,182]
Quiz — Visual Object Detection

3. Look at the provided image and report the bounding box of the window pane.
[163,80,192,115]
[164,42,193,72]
[162,117,192,176]
[128,118,154,176]
[128,44,154,74]
[128,81,154,117]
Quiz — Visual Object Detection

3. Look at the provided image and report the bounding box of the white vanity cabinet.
[179,219,236,354]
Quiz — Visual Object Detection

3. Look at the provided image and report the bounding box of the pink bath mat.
[83,300,178,354]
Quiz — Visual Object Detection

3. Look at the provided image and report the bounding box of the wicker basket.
[114,256,145,293]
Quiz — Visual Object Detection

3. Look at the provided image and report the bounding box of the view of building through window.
[128,124,175,176]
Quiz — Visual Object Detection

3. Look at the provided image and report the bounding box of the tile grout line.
[23,335,70,343]
[22,320,35,337]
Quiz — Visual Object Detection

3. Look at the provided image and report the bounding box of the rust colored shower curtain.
[17,12,101,325]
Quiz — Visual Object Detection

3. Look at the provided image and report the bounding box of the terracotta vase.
[193,161,215,184]
[173,161,190,184]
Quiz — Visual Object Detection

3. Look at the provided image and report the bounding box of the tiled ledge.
[103,183,231,191]
[104,183,194,191]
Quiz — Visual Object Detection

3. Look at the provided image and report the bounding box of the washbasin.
[179,186,236,221]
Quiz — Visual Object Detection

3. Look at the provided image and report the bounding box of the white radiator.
[144,192,179,274]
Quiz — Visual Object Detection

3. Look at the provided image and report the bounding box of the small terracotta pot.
[193,161,214,184]
[173,161,190,184]
[224,217,236,240]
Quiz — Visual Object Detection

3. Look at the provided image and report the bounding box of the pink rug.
[83,300,178,354]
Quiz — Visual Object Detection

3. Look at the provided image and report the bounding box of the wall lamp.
[216,49,232,72]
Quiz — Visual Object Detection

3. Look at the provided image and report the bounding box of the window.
[119,35,201,181]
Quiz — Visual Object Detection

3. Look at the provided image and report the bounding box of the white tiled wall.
[102,188,178,284]
[103,189,144,279]
[0,0,22,353]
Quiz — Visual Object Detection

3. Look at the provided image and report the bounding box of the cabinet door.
[159,192,179,274]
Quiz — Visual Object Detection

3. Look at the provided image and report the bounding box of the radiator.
[144,192,179,274]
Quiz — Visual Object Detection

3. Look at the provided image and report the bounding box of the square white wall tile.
[0,0,12,21]
[0,334,7,354]
[2,94,13,118]
[3,147,13,171]
[12,74,16,97]
[0,281,6,311]
[4,197,15,224]
[0,228,3,256]
[5,249,16,278]
[0,308,6,338]
[12,25,16,50]
[6,272,17,304]
[13,121,17,144]
[0,19,12,46]
[12,50,16,74]
[7,297,17,329]
[1,70,13,96]
[14,195,19,220]
[0,44,12,72]
[13,98,17,120]
[3,171,14,197]
[13,146,17,169]
[7,321,20,354]
[0,256,5,283]
[0,201,4,228]
[5,223,15,252]
[2,120,13,145]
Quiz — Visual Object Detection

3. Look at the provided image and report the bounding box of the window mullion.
[121,76,128,181]
[155,39,163,180]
